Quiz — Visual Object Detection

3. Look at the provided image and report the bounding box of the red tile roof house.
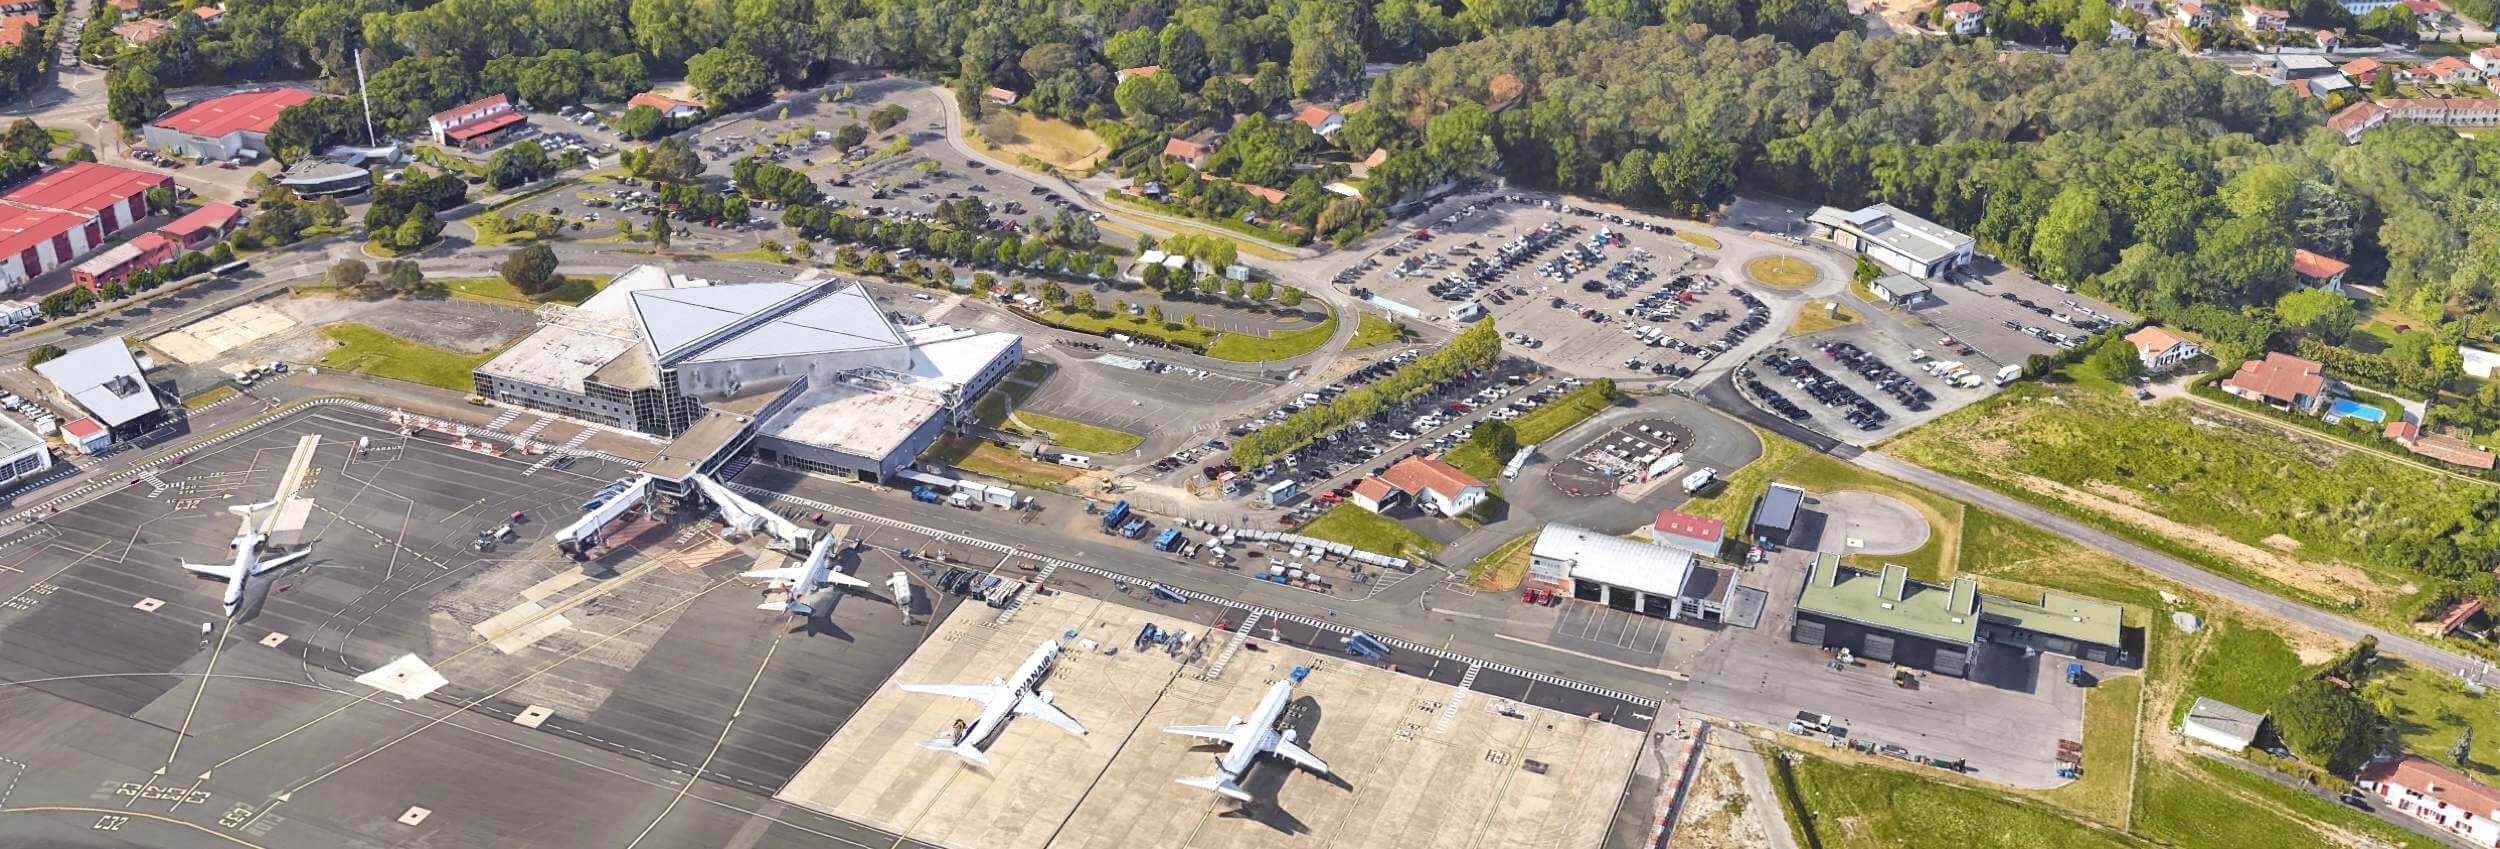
[1292,105,1345,137]
[1349,476,1400,513]
[2293,248,2351,294]
[2385,422,2498,469]
[1942,1,1985,34]
[626,91,705,120]
[2343,57,2387,83]
[2426,56,2485,85]
[2477,46,2500,76]
[142,87,331,162]
[2359,756,2500,846]
[157,201,241,249]
[0,14,39,48]
[427,93,527,149]
[2124,326,2204,374]
[2222,352,2330,415]
[112,17,174,45]
[1116,65,1161,82]
[1363,456,1488,518]
[984,87,1020,105]
[1161,137,1213,168]
[2240,4,2289,30]
[1647,508,1727,559]
[69,230,176,292]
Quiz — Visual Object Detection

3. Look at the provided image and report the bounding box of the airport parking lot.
[1340,199,1782,382]
[1914,259,2137,370]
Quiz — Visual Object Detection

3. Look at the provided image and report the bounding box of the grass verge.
[440,275,605,307]
[1297,504,1441,559]
[182,385,240,410]
[1205,312,1339,362]
[1677,231,1723,250]
[920,436,1081,490]
[1009,411,1143,454]
[1464,532,1536,590]
[1787,301,1859,336]
[314,324,500,392]
[1442,382,1619,478]
[1744,255,1820,288]
[1348,314,1409,349]
[1679,424,1813,527]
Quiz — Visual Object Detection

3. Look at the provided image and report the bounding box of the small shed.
[1869,273,1933,307]
[2181,697,2264,752]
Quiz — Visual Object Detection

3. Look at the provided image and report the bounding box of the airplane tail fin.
[226,500,277,519]
[920,737,991,768]
[1176,775,1253,802]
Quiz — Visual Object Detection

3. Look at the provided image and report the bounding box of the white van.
[1056,454,1092,469]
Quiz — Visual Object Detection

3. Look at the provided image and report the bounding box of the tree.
[1469,419,1519,460]
[686,47,771,107]
[329,258,369,292]
[1072,289,1097,314]
[2277,288,2361,343]
[106,65,169,129]
[0,119,48,160]
[866,104,909,133]
[1278,287,1305,307]
[2087,336,2144,382]
[23,344,63,369]
[650,211,672,250]
[378,260,427,296]
[833,123,868,150]
[2274,679,2380,773]
[487,141,556,189]
[2030,186,2112,286]
[501,243,561,294]
[617,104,664,140]
[1113,72,1183,125]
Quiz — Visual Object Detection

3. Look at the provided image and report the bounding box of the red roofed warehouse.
[143,87,330,162]
[2359,756,2500,846]
[428,93,526,149]
[0,163,175,290]
[70,231,177,292]
[2222,352,2329,415]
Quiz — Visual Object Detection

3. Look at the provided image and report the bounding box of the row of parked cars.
[1815,340,1935,413]
[1748,348,1892,432]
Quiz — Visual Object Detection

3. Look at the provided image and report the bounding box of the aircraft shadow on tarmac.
[1205,696,1353,835]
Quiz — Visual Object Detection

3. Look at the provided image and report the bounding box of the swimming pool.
[2328,399,2387,423]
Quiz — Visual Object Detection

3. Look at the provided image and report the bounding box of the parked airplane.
[742,536,869,616]
[184,500,313,617]
[900,640,1084,766]
[1165,677,1329,801]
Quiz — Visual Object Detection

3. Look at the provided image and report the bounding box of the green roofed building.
[1790,553,2130,679]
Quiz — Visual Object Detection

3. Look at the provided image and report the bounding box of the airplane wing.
[183,562,245,582]
[820,570,872,588]
[1272,737,1328,774]
[1163,723,1242,742]
[741,566,807,581]
[1014,697,1087,736]
[250,549,310,576]
[900,683,1007,705]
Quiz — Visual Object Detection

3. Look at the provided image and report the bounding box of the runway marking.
[162,619,234,770]
[267,575,737,800]
[623,619,792,849]
[0,806,277,848]
[0,756,22,807]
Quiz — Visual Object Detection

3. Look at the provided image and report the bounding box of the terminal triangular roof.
[631,281,817,363]
[678,282,908,364]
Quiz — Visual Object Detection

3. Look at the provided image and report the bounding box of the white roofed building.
[1806,203,1975,279]
[1530,523,1747,623]
[34,336,167,438]
[475,266,1023,485]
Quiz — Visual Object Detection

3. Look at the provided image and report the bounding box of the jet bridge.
[555,475,655,556]
[691,473,812,550]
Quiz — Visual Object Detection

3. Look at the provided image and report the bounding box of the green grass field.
[2033,675,2141,824]
[1348,314,1408,349]
[1680,424,1812,527]
[973,361,1050,427]
[1296,504,1440,559]
[1032,308,1219,348]
[1782,753,2151,849]
[1205,313,1339,362]
[919,436,1081,490]
[315,324,499,392]
[1010,411,1143,453]
[441,275,604,306]
[2178,618,2307,719]
[2374,660,2500,783]
[2136,756,2445,849]
[181,385,239,411]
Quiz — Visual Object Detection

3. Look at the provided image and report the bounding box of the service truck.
[1681,467,1718,495]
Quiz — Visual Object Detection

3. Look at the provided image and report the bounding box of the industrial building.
[0,162,175,290]
[0,413,50,491]
[1789,554,2130,679]
[428,93,527,148]
[1527,523,1749,623]
[474,266,1021,486]
[1807,203,1975,280]
[33,335,168,441]
[142,87,330,162]
[1749,482,1805,546]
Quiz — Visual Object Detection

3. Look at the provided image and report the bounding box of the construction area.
[778,589,1644,849]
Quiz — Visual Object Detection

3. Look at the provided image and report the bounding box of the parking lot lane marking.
[0,807,276,849]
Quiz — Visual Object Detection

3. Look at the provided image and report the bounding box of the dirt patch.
[2262,534,2301,551]
[1858,0,1932,30]
[2007,475,2388,606]
[1672,748,1771,849]
[275,295,533,355]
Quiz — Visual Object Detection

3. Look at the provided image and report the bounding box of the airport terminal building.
[475,266,1021,483]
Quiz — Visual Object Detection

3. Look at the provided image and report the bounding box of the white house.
[1942,1,1985,34]
[2175,0,2217,26]
[2123,326,2204,374]
[2179,697,2263,751]
[2360,756,2500,848]
[1363,456,1487,518]
[2241,4,2290,30]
